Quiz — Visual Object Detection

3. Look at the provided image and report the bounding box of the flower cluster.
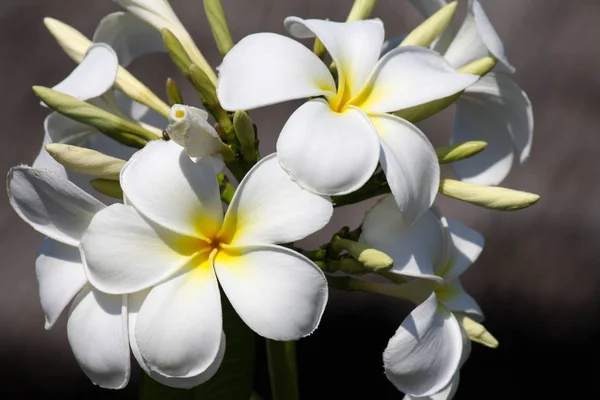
[7,0,537,398]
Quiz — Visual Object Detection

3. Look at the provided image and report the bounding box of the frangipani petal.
[276,99,380,196]
[463,73,533,162]
[444,0,514,72]
[81,204,199,294]
[50,44,118,102]
[439,217,484,282]
[361,196,443,282]
[371,113,439,225]
[222,154,333,246]
[7,166,105,247]
[128,290,225,389]
[354,46,478,113]
[285,17,384,99]
[120,140,223,238]
[214,244,328,340]
[135,255,223,378]
[217,33,335,111]
[451,95,515,186]
[36,239,87,330]
[384,293,463,397]
[67,286,130,389]
[404,373,460,400]
[93,12,165,66]
[439,281,483,320]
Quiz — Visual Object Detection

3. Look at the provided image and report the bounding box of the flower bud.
[331,237,394,272]
[233,111,257,163]
[44,17,90,63]
[166,78,183,105]
[456,314,499,348]
[166,105,225,158]
[400,1,458,47]
[346,0,377,22]
[436,141,487,164]
[90,178,124,199]
[203,0,234,56]
[439,179,540,211]
[45,144,126,180]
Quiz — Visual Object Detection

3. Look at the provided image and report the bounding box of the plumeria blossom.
[361,195,484,397]
[407,0,534,185]
[217,17,479,225]
[80,141,331,387]
[7,166,129,388]
[37,13,167,188]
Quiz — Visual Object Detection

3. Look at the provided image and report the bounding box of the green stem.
[266,340,299,400]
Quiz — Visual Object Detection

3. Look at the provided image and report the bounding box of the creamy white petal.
[370,113,439,226]
[217,32,335,111]
[276,99,380,196]
[451,95,515,186]
[135,256,223,378]
[361,196,443,282]
[222,154,332,246]
[115,0,183,31]
[93,12,164,66]
[214,244,328,340]
[404,373,460,400]
[444,0,514,72]
[120,140,223,238]
[166,105,224,158]
[7,166,105,246]
[438,280,483,321]
[384,293,463,397]
[36,239,87,330]
[285,17,384,99]
[463,73,533,162]
[50,44,118,102]
[81,204,201,294]
[438,217,484,281]
[128,290,225,388]
[353,46,478,113]
[67,286,130,389]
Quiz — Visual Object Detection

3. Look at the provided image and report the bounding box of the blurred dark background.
[1,0,599,398]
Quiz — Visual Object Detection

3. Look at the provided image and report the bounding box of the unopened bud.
[346,0,377,22]
[233,111,257,163]
[400,1,458,47]
[456,314,499,348]
[45,144,125,180]
[331,237,394,272]
[436,141,487,164]
[90,178,124,199]
[44,17,90,63]
[33,86,159,146]
[439,179,540,211]
[459,56,496,76]
[203,0,234,56]
[166,105,225,158]
[166,78,183,105]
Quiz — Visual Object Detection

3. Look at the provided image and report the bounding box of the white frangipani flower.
[409,0,533,185]
[361,195,484,397]
[217,17,479,225]
[166,105,226,159]
[81,141,332,387]
[7,166,129,388]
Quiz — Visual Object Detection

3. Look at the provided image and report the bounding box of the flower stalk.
[266,340,299,400]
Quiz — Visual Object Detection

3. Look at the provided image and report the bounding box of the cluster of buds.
[7,0,538,398]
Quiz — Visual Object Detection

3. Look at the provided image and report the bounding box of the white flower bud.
[166,105,225,158]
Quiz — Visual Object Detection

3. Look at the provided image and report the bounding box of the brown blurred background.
[1,0,599,398]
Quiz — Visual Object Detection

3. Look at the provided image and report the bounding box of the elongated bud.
[33,86,159,145]
[325,258,370,274]
[331,237,394,272]
[395,56,497,123]
[233,111,257,163]
[45,144,125,180]
[166,105,226,158]
[189,64,234,134]
[400,1,458,47]
[439,179,540,211]
[45,18,170,118]
[44,17,90,63]
[436,141,487,164]
[166,78,183,105]
[116,0,216,83]
[90,178,124,199]
[162,28,193,77]
[456,314,499,348]
[346,0,377,22]
[203,0,234,56]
